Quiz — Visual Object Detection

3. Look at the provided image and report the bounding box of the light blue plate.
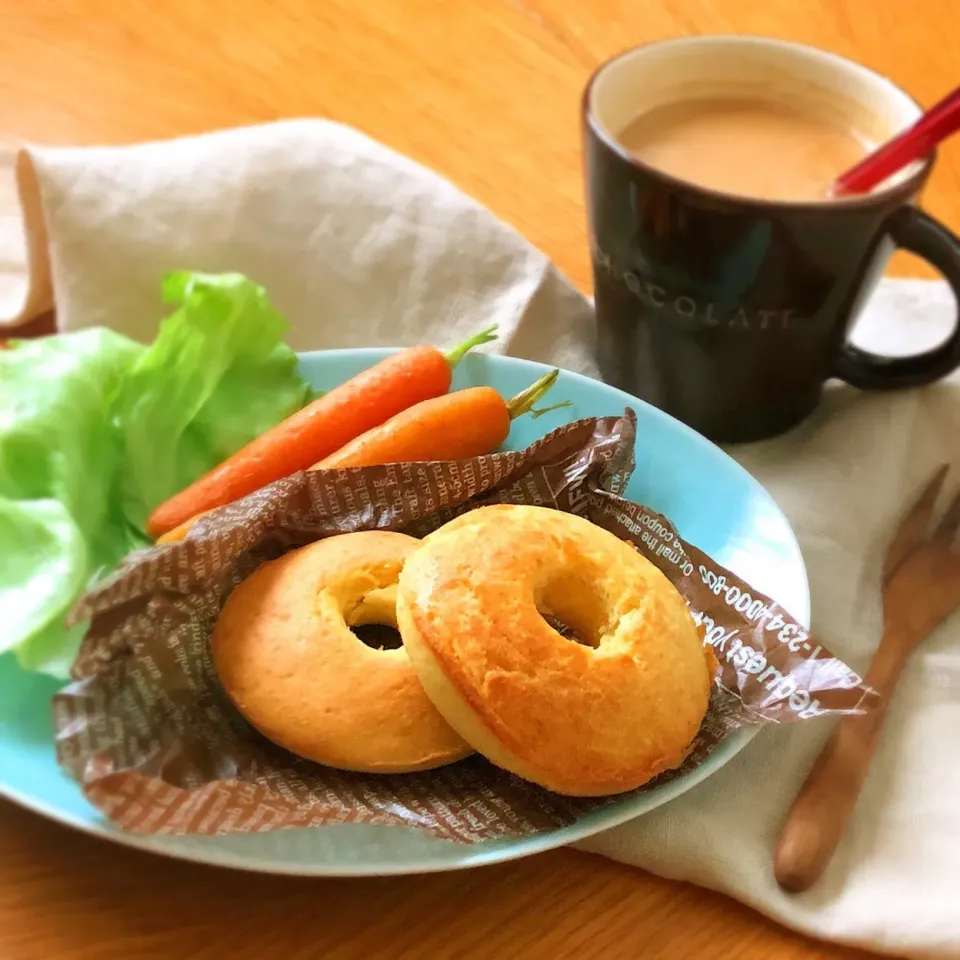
[0,350,810,876]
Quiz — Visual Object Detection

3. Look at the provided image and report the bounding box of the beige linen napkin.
[2,121,958,959]
[0,121,596,376]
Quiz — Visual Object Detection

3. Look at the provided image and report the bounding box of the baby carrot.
[313,370,565,469]
[156,510,213,544]
[146,325,498,537]
[156,370,566,545]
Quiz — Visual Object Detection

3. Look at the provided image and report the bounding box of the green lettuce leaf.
[114,271,312,530]
[0,272,312,677]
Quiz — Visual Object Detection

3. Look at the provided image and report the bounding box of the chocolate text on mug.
[592,242,799,331]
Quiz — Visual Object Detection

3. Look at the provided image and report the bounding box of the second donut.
[212,530,472,773]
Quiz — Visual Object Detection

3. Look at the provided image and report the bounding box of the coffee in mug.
[582,37,960,443]
[618,97,871,202]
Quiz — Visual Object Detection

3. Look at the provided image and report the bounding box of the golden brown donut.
[396,505,715,796]
[211,531,471,773]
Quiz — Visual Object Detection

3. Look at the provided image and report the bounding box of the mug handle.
[834,207,960,389]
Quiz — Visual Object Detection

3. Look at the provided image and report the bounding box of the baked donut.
[396,505,715,796]
[212,531,471,773]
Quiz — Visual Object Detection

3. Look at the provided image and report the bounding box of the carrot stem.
[444,324,498,368]
[506,369,561,419]
[529,400,573,420]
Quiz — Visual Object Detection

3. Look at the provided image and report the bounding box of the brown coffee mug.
[583,37,960,443]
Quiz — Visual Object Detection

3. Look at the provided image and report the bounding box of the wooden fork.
[774,464,960,893]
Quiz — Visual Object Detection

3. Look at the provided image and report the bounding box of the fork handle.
[773,636,906,892]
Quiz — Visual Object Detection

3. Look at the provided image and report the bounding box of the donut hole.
[344,585,404,651]
[535,572,611,649]
[351,623,404,651]
[539,614,594,647]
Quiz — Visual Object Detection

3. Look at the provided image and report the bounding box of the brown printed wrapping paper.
[53,411,878,843]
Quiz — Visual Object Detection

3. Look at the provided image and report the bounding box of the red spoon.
[832,85,960,197]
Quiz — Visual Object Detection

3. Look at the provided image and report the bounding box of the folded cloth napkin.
[2,120,958,959]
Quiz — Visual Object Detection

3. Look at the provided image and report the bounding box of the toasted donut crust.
[396,505,714,796]
[212,531,471,773]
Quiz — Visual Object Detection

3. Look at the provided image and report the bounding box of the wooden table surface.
[0,2,956,958]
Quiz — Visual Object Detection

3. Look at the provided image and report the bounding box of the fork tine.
[935,487,960,544]
[883,463,950,582]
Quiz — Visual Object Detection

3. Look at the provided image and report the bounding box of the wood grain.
[0,800,876,960]
[0,1,954,957]
[1,0,959,294]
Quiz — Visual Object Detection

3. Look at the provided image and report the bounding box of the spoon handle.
[773,630,907,892]
[773,703,889,891]
[834,87,960,196]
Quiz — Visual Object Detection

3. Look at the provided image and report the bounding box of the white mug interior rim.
[586,36,930,206]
